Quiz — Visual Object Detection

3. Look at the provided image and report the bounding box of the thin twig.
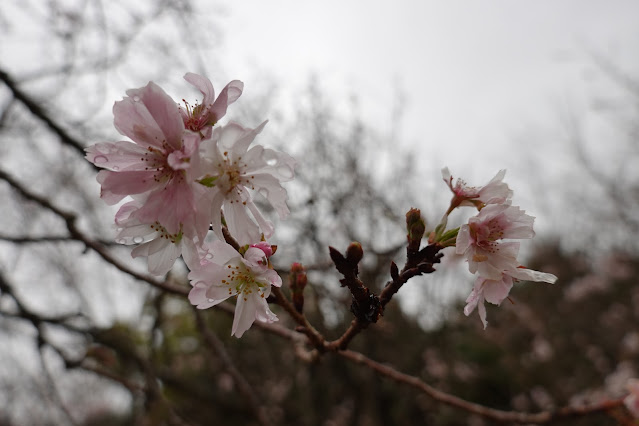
[0,234,119,246]
[0,168,188,296]
[0,68,87,157]
[337,349,624,424]
[270,286,326,350]
[194,309,272,426]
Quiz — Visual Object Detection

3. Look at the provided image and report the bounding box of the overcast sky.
[217,1,639,177]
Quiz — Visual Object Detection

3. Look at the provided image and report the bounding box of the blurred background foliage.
[0,1,638,425]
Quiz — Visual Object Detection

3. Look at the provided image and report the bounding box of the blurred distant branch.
[589,51,639,97]
[0,234,119,246]
[563,100,639,235]
[0,167,187,296]
[338,349,626,424]
[194,310,272,426]
[0,68,87,157]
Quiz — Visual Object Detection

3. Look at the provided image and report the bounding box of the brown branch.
[194,310,272,426]
[0,68,87,157]
[270,287,326,350]
[80,363,145,393]
[326,239,443,351]
[338,349,624,424]
[0,234,120,246]
[0,168,188,296]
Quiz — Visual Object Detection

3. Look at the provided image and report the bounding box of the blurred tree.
[0,1,637,425]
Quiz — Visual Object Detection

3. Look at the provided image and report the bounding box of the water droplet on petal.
[116,238,126,244]
[205,253,214,260]
[112,166,120,171]
[276,165,294,179]
[133,236,144,244]
[263,150,278,166]
[207,298,215,303]
[94,155,107,164]
[258,188,269,199]
[133,95,141,102]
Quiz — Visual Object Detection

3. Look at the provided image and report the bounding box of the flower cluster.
[86,74,294,336]
[442,169,557,328]
[86,73,558,338]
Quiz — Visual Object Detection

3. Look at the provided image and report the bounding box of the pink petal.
[252,174,290,218]
[215,122,250,155]
[253,297,278,323]
[184,73,215,105]
[97,170,159,205]
[478,297,488,329]
[455,224,472,255]
[482,275,514,305]
[507,267,557,284]
[135,181,195,235]
[135,82,184,150]
[208,241,242,265]
[224,197,261,245]
[113,95,166,149]
[464,286,481,316]
[246,200,275,237]
[229,121,267,162]
[208,80,244,124]
[205,282,236,302]
[208,190,226,241]
[146,239,182,275]
[232,294,258,338]
[85,141,149,171]
[188,281,218,309]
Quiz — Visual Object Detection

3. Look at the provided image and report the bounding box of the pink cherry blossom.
[180,73,243,138]
[442,167,512,213]
[85,81,205,238]
[197,121,296,245]
[625,379,639,418]
[464,268,557,328]
[188,241,282,337]
[114,195,209,275]
[456,203,536,280]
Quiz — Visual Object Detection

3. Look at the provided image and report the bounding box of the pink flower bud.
[250,242,273,258]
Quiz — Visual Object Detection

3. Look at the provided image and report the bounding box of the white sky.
[218,0,639,177]
[212,1,639,321]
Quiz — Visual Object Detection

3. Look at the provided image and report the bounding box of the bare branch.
[193,309,272,426]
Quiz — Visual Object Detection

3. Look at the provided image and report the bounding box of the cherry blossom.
[464,267,557,328]
[188,241,281,337]
[456,203,536,280]
[113,195,209,275]
[85,81,205,237]
[442,167,512,213]
[197,121,296,245]
[625,379,639,418]
[180,73,243,137]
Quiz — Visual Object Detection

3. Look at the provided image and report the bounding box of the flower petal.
[208,80,244,124]
[85,141,149,171]
[184,73,215,105]
[127,82,184,150]
[97,170,159,205]
[232,294,258,338]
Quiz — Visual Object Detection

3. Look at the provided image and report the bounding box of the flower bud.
[289,263,307,313]
[406,208,425,251]
[345,242,364,264]
[250,242,273,258]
